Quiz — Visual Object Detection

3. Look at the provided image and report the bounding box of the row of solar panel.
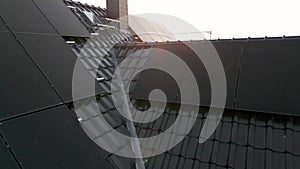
[126,39,300,116]
[65,32,300,116]
[0,0,90,37]
[0,31,105,121]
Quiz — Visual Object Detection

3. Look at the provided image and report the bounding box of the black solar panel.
[166,43,212,106]
[0,0,57,35]
[18,34,103,103]
[0,32,61,120]
[33,0,90,37]
[129,48,182,103]
[0,105,112,169]
[0,17,8,32]
[211,41,242,108]
[236,39,300,115]
[120,41,241,108]
[0,137,19,169]
[171,41,241,108]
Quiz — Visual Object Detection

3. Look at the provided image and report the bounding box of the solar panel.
[0,32,61,120]
[130,47,183,103]
[0,18,8,32]
[0,0,57,35]
[33,0,90,37]
[211,41,242,108]
[236,39,300,115]
[18,34,103,103]
[0,105,111,169]
[162,43,212,106]
[0,137,19,169]
[121,42,241,108]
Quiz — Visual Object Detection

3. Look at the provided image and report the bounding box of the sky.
[78,0,300,39]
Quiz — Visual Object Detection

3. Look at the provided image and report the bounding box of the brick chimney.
[106,0,128,30]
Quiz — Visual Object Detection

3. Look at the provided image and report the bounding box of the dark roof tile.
[212,142,230,166]
[161,154,171,169]
[266,127,286,153]
[180,136,191,157]
[190,118,204,138]
[229,145,247,169]
[233,111,250,124]
[215,121,232,143]
[292,155,300,169]
[252,148,266,169]
[192,160,200,169]
[176,157,185,169]
[231,123,249,146]
[198,140,214,162]
[183,158,194,169]
[291,116,300,132]
[269,114,289,129]
[186,137,198,159]
[198,162,210,169]
[253,126,267,149]
[291,130,300,155]
[266,150,286,169]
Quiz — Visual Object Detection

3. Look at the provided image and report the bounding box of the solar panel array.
[0,0,300,169]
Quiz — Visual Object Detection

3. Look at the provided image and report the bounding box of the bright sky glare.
[78,0,300,39]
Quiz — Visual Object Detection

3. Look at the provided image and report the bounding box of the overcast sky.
[78,0,300,39]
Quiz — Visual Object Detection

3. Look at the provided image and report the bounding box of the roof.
[0,0,300,169]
